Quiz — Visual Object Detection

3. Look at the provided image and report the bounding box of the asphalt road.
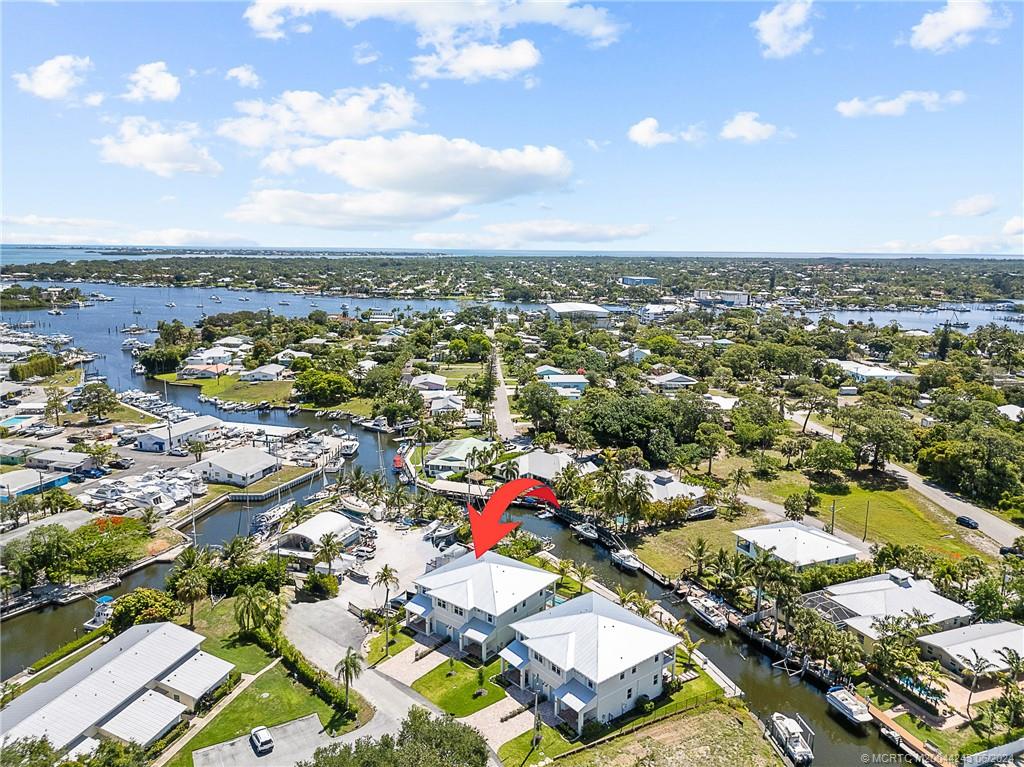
[192,714,328,767]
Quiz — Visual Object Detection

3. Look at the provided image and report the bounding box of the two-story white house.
[404,551,558,662]
[499,593,679,735]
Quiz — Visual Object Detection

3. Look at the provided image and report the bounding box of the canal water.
[0,278,925,760]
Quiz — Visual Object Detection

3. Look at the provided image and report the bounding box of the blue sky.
[2,0,1021,254]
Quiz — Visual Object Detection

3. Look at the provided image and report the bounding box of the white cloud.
[909,0,1011,54]
[96,116,222,177]
[217,84,419,148]
[938,193,997,217]
[835,89,966,117]
[226,64,261,89]
[243,1,621,82]
[231,133,572,229]
[1004,216,1024,236]
[627,117,704,148]
[83,92,105,107]
[585,138,609,152]
[353,42,380,65]
[1,214,254,246]
[411,39,541,82]
[122,61,181,102]
[752,0,814,59]
[12,54,92,100]
[719,112,779,143]
[413,218,650,248]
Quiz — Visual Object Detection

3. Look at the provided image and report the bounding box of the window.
[619,672,625,680]
[486,614,494,624]
[653,674,658,685]
[550,662,560,674]
[453,606,464,617]
[627,688,633,700]
[513,605,518,614]
[587,679,593,689]
[631,666,637,675]
[438,600,447,610]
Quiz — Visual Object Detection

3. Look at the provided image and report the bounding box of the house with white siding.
[405,551,557,662]
[500,593,679,734]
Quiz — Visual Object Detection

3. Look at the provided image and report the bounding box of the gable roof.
[734,521,860,567]
[510,592,678,683]
[919,622,1024,671]
[415,551,557,615]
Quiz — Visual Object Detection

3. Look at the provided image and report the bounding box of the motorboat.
[238,296,250,302]
[165,302,176,308]
[879,726,902,747]
[770,713,813,765]
[278,300,290,306]
[331,424,347,436]
[132,363,146,375]
[338,436,359,456]
[686,595,728,632]
[362,416,392,433]
[286,405,300,415]
[421,520,441,539]
[825,686,872,727]
[392,454,405,473]
[571,522,599,543]
[324,459,346,473]
[83,595,115,631]
[314,410,326,418]
[610,548,642,572]
[536,510,554,520]
[47,308,64,315]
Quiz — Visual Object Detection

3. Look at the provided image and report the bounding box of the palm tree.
[728,467,751,496]
[960,649,994,718]
[496,459,519,482]
[685,537,712,582]
[221,535,257,569]
[623,473,652,532]
[280,502,314,532]
[630,595,656,619]
[571,562,594,594]
[140,506,160,534]
[553,464,584,505]
[555,559,573,589]
[233,583,271,633]
[335,647,364,710]
[187,439,206,463]
[175,568,208,629]
[409,422,430,479]
[314,532,343,576]
[749,548,780,617]
[614,585,637,607]
[373,564,400,656]
[385,485,408,522]
[174,544,212,575]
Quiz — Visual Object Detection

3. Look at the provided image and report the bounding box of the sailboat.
[132,298,142,315]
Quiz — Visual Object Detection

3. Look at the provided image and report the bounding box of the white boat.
[165,302,176,308]
[338,436,360,456]
[324,459,346,473]
[686,595,728,632]
[610,548,642,572]
[286,405,300,415]
[339,494,372,516]
[362,416,392,433]
[132,363,146,375]
[536,510,554,520]
[47,308,64,315]
[239,296,250,302]
[83,595,115,631]
[571,522,599,543]
[879,726,902,747]
[770,713,814,765]
[825,686,872,726]
[421,520,441,539]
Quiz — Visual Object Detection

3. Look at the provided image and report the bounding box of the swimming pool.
[0,416,31,428]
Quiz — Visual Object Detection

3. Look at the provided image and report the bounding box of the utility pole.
[862,500,870,541]
[829,499,836,535]
[532,688,541,747]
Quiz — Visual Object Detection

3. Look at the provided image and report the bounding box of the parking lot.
[192,714,330,767]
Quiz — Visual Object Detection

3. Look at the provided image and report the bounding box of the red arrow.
[468,478,559,558]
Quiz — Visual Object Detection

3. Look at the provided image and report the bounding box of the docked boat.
[825,686,872,727]
[83,595,115,631]
[362,416,392,433]
[338,436,359,456]
[286,405,300,415]
[536,510,554,520]
[610,548,642,572]
[314,410,326,418]
[132,363,146,375]
[770,713,813,765]
[324,459,345,473]
[686,595,728,632]
[879,726,902,747]
[392,454,405,473]
[571,522,599,543]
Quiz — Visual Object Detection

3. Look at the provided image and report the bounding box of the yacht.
[324,458,346,473]
[610,548,642,572]
[210,295,222,303]
[571,522,599,543]
[825,686,872,727]
[362,416,392,433]
[47,308,64,316]
[278,300,290,306]
[83,595,115,631]
[536,510,555,520]
[338,436,360,456]
[686,594,728,632]
[770,713,813,765]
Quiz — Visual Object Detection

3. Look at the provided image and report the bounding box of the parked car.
[249,727,274,755]
[68,473,87,483]
[168,447,189,457]
[117,434,138,446]
[956,515,980,529]
[109,457,135,470]
[1000,546,1023,558]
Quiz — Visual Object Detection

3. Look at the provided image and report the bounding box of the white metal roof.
[547,302,609,316]
[734,521,860,567]
[415,551,557,615]
[98,690,186,746]
[510,592,679,684]
[0,622,205,751]
[919,622,1024,671]
[158,650,234,700]
[622,469,705,503]
[142,415,222,440]
[282,510,360,547]
[200,446,279,476]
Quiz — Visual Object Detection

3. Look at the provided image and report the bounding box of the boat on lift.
[610,548,642,572]
[686,594,728,632]
[338,436,359,456]
[571,522,599,543]
[825,686,872,727]
[770,713,814,765]
[83,595,116,631]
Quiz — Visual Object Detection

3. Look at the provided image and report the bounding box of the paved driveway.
[192,714,328,767]
[374,638,453,686]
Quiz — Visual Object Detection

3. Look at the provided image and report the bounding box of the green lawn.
[524,556,589,599]
[411,657,505,717]
[855,678,901,711]
[165,662,368,767]
[437,363,487,382]
[181,483,236,513]
[710,455,986,561]
[178,595,273,674]
[300,397,374,417]
[244,465,313,494]
[894,711,974,758]
[65,403,159,426]
[158,374,294,407]
[630,507,771,579]
[42,368,83,387]
[498,724,575,767]
[367,626,415,666]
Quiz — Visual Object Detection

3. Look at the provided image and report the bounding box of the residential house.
[275,510,363,570]
[500,593,679,734]
[430,393,466,416]
[422,437,493,477]
[535,365,564,378]
[829,359,917,384]
[734,521,860,571]
[621,469,706,504]
[178,364,231,380]
[25,449,95,474]
[136,415,222,453]
[617,346,652,363]
[647,372,698,392]
[410,373,448,391]
[272,349,312,363]
[539,374,589,394]
[239,363,288,382]
[620,275,659,286]
[194,446,281,487]
[513,449,596,484]
[918,622,1024,676]
[183,347,234,366]
[405,551,558,661]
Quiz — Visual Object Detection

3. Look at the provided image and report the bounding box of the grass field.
[157,374,294,407]
[411,657,505,717]
[710,454,984,561]
[244,464,312,494]
[366,626,415,666]
[524,555,589,599]
[178,595,273,674]
[165,662,370,767]
[499,724,575,767]
[300,397,374,417]
[64,403,159,426]
[437,362,487,383]
[42,368,83,387]
[630,507,771,578]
